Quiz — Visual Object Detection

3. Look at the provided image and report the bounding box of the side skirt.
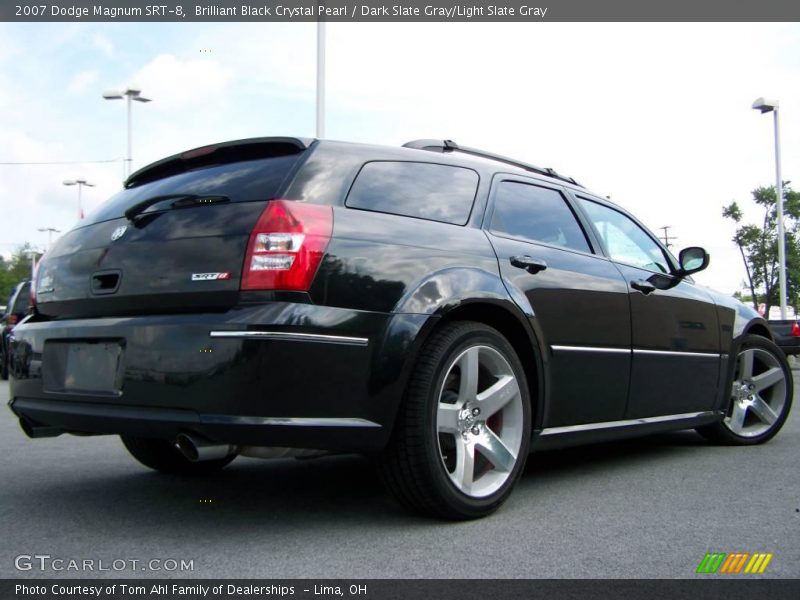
[530,410,724,451]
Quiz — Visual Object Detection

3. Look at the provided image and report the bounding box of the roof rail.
[402,139,582,187]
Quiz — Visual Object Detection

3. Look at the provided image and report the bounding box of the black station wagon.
[9,137,793,519]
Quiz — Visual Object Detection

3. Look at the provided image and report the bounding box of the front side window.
[346,161,478,225]
[489,181,591,253]
[579,198,670,273]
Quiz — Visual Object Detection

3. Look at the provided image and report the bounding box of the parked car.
[767,319,800,357]
[1,280,31,380]
[8,137,793,519]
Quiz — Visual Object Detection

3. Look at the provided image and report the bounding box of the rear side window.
[84,154,302,226]
[11,284,30,314]
[346,161,478,225]
[490,181,591,253]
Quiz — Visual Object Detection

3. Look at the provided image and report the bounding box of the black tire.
[121,436,236,475]
[380,321,531,520]
[0,344,8,380]
[697,334,793,445]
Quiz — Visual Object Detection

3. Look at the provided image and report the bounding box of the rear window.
[345,161,478,225]
[83,154,302,226]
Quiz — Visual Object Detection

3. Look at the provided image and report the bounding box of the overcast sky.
[1,22,798,295]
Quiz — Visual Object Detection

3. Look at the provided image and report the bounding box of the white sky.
[1,22,798,295]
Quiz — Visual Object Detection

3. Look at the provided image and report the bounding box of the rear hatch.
[35,138,311,319]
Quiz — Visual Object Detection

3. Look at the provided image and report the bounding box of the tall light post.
[316,21,327,138]
[37,227,61,250]
[102,87,152,178]
[25,249,42,281]
[752,97,786,319]
[63,178,94,220]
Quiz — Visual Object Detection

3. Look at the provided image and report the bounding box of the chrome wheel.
[436,345,524,498]
[725,347,788,438]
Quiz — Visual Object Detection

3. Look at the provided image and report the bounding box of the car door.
[575,196,721,418]
[485,176,632,427]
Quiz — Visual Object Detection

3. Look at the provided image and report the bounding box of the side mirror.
[677,246,709,276]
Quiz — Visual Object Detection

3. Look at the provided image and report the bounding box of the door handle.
[631,279,656,295]
[510,256,548,274]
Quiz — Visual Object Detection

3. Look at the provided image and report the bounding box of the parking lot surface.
[1,379,798,578]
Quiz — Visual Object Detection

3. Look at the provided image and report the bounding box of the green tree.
[723,183,800,317]
[0,243,37,304]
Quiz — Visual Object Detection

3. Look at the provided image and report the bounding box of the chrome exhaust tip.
[175,433,235,462]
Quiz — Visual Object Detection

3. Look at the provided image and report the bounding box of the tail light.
[241,200,333,291]
[791,322,800,337]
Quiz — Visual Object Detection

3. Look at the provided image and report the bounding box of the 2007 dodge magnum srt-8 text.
[8,137,793,519]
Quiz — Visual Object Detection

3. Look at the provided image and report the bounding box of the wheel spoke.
[476,429,517,473]
[457,347,480,404]
[453,438,475,493]
[437,342,525,499]
[476,375,519,418]
[752,367,783,393]
[750,395,778,425]
[724,346,786,438]
[437,403,461,434]
[728,401,747,434]
[739,349,755,379]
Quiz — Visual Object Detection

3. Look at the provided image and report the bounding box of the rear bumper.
[10,398,382,451]
[8,303,430,452]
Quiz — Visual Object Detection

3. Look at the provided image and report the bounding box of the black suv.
[1,280,31,380]
[9,137,793,519]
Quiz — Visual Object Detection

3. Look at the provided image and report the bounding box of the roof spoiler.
[402,139,582,187]
[125,137,314,188]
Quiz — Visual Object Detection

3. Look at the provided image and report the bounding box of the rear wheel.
[380,321,531,519]
[697,334,793,445]
[121,436,236,475]
[0,342,8,380]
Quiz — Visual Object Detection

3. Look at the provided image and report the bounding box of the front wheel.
[697,334,793,445]
[380,322,531,519]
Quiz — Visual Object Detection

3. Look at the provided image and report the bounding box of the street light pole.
[103,88,152,178]
[37,227,61,250]
[127,92,133,178]
[316,21,326,138]
[753,97,787,319]
[63,178,95,220]
[25,250,41,281]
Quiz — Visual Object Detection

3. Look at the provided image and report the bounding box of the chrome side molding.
[539,411,718,436]
[551,345,629,354]
[209,330,368,346]
[633,349,719,358]
[551,345,721,358]
[201,414,381,428]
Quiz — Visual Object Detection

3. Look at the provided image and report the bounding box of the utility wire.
[0,158,121,165]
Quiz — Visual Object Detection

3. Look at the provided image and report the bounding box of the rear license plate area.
[42,340,124,395]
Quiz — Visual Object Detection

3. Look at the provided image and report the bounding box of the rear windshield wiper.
[124,194,230,221]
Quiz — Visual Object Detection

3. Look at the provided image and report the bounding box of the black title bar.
[4,579,800,600]
[4,0,800,22]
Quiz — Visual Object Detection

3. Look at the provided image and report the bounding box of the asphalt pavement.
[1,379,798,579]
